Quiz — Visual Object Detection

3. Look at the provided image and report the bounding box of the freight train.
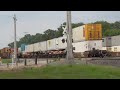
[1,24,111,59]
[17,24,104,58]
[0,47,15,59]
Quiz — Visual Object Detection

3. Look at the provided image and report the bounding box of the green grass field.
[1,59,12,63]
[0,64,120,79]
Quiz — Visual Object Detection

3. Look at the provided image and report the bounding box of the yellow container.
[85,24,102,40]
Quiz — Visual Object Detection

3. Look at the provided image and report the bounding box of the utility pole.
[13,14,17,62]
[66,11,74,64]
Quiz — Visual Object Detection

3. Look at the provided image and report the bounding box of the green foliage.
[104,29,120,37]
[8,21,120,48]
[72,22,84,28]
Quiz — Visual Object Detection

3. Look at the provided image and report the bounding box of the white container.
[18,47,21,53]
[27,44,34,52]
[88,40,102,50]
[111,35,120,46]
[33,42,41,52]
[57,36,67,50]
[47,38,57,51]
[111,46,120,52]
[73,40,102,53]
[102,47,107,50]
[73,41,88,53]
[72,25,86,42]
[40,41,47,52]
[29,44,34,52]
[55,38,59,50]
[46,37,67,51]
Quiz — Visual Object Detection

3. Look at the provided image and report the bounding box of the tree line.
[8,21,120,48]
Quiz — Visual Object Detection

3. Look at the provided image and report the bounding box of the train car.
[48,36,67,58]
[46,38,65,58]
[73,40,103,57]
[24,44,33,58]
[24,41,47,58]
[33,41,47,58]
[102,35,120,57]
[0,47,18,59]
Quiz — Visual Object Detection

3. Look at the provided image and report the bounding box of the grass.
[0,64,120,79]
[1,59,12,63]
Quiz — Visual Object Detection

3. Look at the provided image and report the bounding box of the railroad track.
[85,57,120,67]
[18,57,120,62]
[18,57,120,67]
[91,57,120,60]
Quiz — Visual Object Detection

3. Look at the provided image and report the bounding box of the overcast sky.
[0,11,120,49]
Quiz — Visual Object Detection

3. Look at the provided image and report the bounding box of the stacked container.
[73,24,102,42]
[72,24,103,54]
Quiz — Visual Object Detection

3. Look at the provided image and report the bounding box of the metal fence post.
[24,58,27,66]
[47,58,48,64]
[35,56,37,65]
[7,63,9,68]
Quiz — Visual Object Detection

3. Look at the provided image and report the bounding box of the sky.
[0,11,120,49]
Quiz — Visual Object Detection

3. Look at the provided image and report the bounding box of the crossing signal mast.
[66,11,74,64]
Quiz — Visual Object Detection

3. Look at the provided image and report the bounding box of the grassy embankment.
[0,64,120,79]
